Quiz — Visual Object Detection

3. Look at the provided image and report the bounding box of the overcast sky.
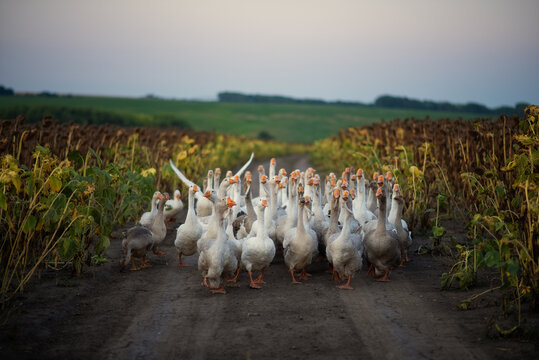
[1,0,538,107]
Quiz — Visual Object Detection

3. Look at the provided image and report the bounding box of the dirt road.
[1,155,536,359]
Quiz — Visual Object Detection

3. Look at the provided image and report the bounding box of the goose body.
[364,187,400,281]
[175,185,203,266]
[283,196,316,284]
[139,191,161,227]
[241,199,276,288]
[198,198,238,294]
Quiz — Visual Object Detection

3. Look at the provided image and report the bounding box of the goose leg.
[405,251,410,262]
[227,265,241,283]
[337,275,353,290]
[376,268,391,282]
[399,253,406,267]
[153,247,166,256]
[248,270,261,289]
[290,269,302,284]
[130,256,140,271]
[201,277,209,287]
[298,268,312,280]
[210,282,227,294]
[367,264,375,277]
[332,268,342,282]
[178,252,189,267]
[140,256,152,268]
[254,267,266,283]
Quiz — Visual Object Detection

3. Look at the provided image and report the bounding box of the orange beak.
[261,175,267,184]
[386,171,392,181]
[350,189,355,199]
[274,176,280,184]
[228,177,237,185]
[215,168,221,174]
[377,175,384,187]
[203,190,211,198]
[258,165,264,172]
[342,191,349,201]
[261,199,268,207]
[226,197,237,208]
[307,178,314,186]
[157,193,162,199]
[393,184,400,192]
[193,185,199,192]
[357,168,363,178]
[304,196,310,205]
[280,168,287,176]
[176,194,181,200]
[333,189,340,199]
[376,188,383,198]
[373,172,379,180]
[271,158,276,165]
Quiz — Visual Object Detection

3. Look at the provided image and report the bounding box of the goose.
[121,195,168,270]
[225,197,244,283]
[269,158,276,179]
[279,171,289,209]
[283,194,316,284]
[387,184,413,266]
[257,165,267,198]
[121,227,154,271]
[197,189,222,254]
[275,174,299,247]
[174,184,203,267]
[364,187,400,281]
[363,176,397,233]
[233,173,256,239]
[326,197,364,290]
[196,170,214,217]
[385,171,394,217]
[310,177,329,244]
[366,172,379,214]
[241,198,276,289]
[353,169,377,226]
[164,189,184,228]
[139,191,161,227]
[197,197,238,294]
[214,168,221,190]
[323,189,341,249]
[247,175,277,241]
[150,193,169,256]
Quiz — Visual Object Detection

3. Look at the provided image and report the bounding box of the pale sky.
[1,0,538,107]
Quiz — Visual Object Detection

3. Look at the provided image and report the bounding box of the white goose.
[164,189,184,228]
[283,194,316,284]
[353,169,377,226]
[387,184,413,266]
[139,191,161,227]
[241,198,276,289]
[174,184,203,267]
[364,187,400,281]
[197,197,238,294]
[326,195,364,290]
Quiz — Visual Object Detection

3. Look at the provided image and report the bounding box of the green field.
[0,95,493,143]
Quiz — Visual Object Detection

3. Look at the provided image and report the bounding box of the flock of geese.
[120,154,413,294]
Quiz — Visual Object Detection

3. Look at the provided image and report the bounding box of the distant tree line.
[373,95,529,116]
[218,92,363,107]
[0,85,15,96]
[219,91,528,115]
[0,104,192,129]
